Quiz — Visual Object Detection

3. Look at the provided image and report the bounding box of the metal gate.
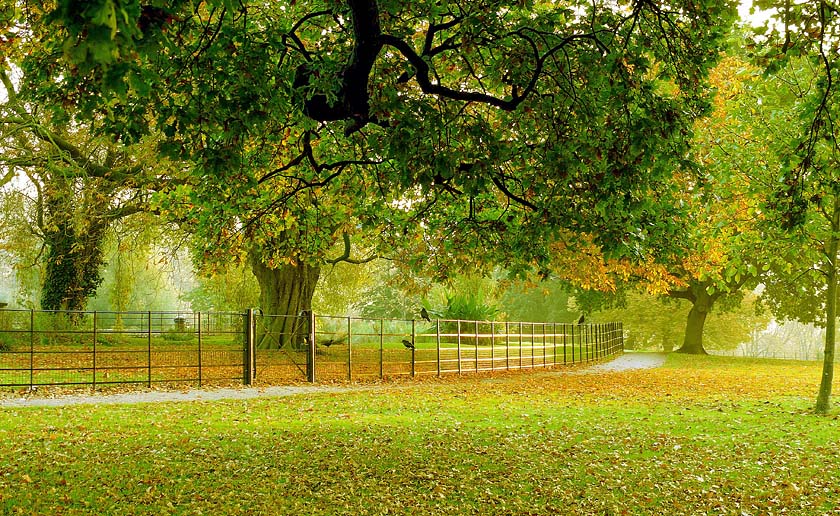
[249,310,312,384]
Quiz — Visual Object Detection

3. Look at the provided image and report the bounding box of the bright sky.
[738,0,775,27]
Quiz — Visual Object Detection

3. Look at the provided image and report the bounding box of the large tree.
[664,53,772,354]
[22,1,736,340]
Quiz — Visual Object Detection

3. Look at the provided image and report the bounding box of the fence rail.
[0,308,623,389]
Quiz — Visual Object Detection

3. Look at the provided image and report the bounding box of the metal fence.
[0,309,245,388]
[305,315,624,382]
[708,349,837,362]
[0,308,623,389]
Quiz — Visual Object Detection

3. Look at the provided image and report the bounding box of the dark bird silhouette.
[401,339,415,350]
[321,336,344,347]
[420,307,431,322]
[577,314,585,325]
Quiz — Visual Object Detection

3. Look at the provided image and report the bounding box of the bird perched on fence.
[322,339,336,347]
[577,314,585,325]
[420,307,431,322]
[401,339,415,350]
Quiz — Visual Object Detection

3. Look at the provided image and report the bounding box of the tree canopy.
[22,0,737,278]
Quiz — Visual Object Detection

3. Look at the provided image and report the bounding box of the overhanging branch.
[326,232,377,265]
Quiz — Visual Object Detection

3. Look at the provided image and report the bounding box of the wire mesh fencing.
[0,308,623,389]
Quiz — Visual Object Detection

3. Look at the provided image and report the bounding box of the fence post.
[619,322,624,352]
[379,318,384,379]
[613,323,617,355]
[436,319,441,376]
[602,324,606,357]
[585,325,590,362]
[197,312,203,386]
[92,311,97,389]
[580,325,585,363]
[490,321,495,371]
[244,309,254,385]
[29,309,34,388]
[562,324,567,365]
[411,319,416,378]
[519,322,523,370]
[147,311,152,387]
[307,311,316,383]
[603,324,607,357]
[505,321,510,370]
[474,320,479,372]
[595,324,599,359]
[570,324,575,364]
[542,324,547,367]
[457,320,462,375]
[530,323,535,369]
[613,323,624,353]
[347,316,352,381]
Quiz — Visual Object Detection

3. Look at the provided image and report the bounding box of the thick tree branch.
[2,116,144,181]
[326,232,377,265]
[381,34,529,110]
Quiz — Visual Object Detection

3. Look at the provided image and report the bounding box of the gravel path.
[0,352,666,408]
[585,351,667,372]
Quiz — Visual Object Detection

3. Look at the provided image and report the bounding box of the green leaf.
[90,0,118,39]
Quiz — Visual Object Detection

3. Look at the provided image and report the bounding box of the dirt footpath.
[0,352,666,408]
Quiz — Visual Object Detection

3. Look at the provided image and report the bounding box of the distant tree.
[594,290,768,352]
[0,51,168,313]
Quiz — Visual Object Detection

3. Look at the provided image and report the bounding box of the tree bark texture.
[249,251,320,350]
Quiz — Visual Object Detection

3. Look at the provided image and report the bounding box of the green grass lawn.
[1,354,839,515]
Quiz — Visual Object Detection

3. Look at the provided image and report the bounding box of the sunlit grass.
[0,354,838,515]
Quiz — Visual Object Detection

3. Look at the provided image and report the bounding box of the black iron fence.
[0,308,623,389]
[0,310,245,388]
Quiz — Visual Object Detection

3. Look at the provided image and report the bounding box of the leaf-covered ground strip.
[1,354,838,515]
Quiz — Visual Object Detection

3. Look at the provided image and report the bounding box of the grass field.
[1,354,839,515]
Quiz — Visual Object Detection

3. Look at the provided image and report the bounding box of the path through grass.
[1,354,838,515]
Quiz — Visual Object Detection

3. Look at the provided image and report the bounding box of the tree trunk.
[675,286,714,355]
[39,176,109,316]
[815,197,839,415]
[41,220,106,314]
[249,251,320,350]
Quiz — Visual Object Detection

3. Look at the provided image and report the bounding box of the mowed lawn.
[1,354,839,515]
